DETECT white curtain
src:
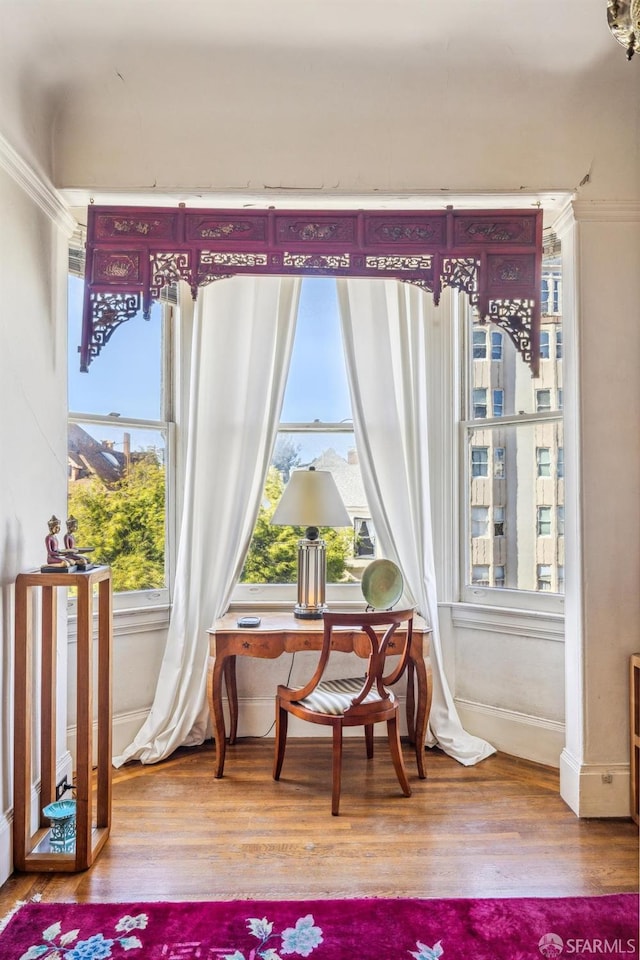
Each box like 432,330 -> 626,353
337,278 -> 495,766
114,276 -> 301,767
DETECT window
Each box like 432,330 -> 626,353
537,506 -> 552,536
536,389 -> 551,413
537,564 -> 553,591
558,389 -> 563,411
473,388 -> 488,418
472,565 -> 490,586
558,565 -> 565,591
471,506 -> 489,538
463,253 -> 564,603
67,274 -> 172,604
536,447 -> 551,477
239,278 -> 371,593
354,517 -> 376,558
471,446 -> 489,478
473,328 -> 487,359
540,331 -> 550,359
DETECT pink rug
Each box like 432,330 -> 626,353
0,894 -> 636,959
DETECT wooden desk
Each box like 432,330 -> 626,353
207,613 -> 432,780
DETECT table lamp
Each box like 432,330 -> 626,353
271,466 -> 351,619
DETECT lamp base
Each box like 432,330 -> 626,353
293,604 -> 326,620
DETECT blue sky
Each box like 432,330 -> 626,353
68,276 -> 355,461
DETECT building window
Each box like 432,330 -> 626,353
494,447 -> 505,478
491,331 -> 503,361
541,268 -> 561,315
537,564 -> 553,591
558,388 -> 563,410
493,506 -> 505,537
473,388 -> 488,418
473,328 -> 487,359
471,446 -> 489,478
556,328 -> 563,359
494,565 -> 506,587
540,331 -> 550,359
537,506 -> 552,536
558,565 -> 565,592
557,505 -> 565,537
472,565 -> 491,586
354,517 -> 375,558
492,389 -> 504,417
557,447 -> 564,478
536,447 -> 551,477
536,389 -> 552,413
471,506 -> 489,538
67,274 -> 171,602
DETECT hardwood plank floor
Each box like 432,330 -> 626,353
1,739 -> 637,913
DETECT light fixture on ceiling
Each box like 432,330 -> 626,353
607,0 -> 640,59
270,466 -> 351,619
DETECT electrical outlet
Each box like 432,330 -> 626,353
56,777 -> 71,800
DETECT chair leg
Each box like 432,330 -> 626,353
273,702 -> 288,781
331,724 -> 343,816
387,715 -> 411,797
365,723 -> 374,759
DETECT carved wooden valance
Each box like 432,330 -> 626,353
80,205 -> 543,375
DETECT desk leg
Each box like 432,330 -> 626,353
225,657 -> 238,745
405,660 -> 416,745
411,654 -> 432,780
207,654 -> 227,778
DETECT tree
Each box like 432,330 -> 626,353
272,435 -> 302,483
241,467 -> 352,583
68,452 -> 165,592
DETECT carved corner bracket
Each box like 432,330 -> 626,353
80,205 -> 542,375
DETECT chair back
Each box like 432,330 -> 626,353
292,608 -> 415,719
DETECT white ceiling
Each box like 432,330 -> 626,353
0,0 -> 635,220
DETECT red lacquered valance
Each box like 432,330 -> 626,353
80,205 -> 543,375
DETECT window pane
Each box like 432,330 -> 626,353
471,506 -> 489,537
473,388 -> 487,419
492,389 -> 504,417
68,275 -> 164,420
473,329 -> 487,359
280,278 -> 351,423
468,315 -> 562,417
68,421 -> 166,592
466,422 -> 564,593
536,447 -> 551,477
241,431 -> 371,584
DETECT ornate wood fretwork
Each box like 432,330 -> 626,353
83,292 -> 141,365
81,205 -> 543,374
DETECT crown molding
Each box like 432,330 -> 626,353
571,199 -> 640,223
0,132 -> 76,236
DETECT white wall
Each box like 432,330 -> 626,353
0,149 -> 73,885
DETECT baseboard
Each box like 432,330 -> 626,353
560,748 -> 632,818
455,698 -> 565,768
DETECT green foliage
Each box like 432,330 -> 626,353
68,452 -> 165,592
241,467 -> 352,584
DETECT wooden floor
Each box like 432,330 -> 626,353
1,739 -> 637,912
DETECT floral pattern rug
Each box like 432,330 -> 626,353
0,894 -> 636,960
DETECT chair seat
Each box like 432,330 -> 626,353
296,676 -> 396,717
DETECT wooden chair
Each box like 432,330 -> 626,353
273,608 -> 416,815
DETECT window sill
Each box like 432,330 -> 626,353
446,601 -> 564,642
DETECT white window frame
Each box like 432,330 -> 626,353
67,300 -> 176,614
459,296 -> 564,614
231,419 -> 366,610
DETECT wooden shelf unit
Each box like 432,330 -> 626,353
631,654 -> 640,826
13,566 -> 113,872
